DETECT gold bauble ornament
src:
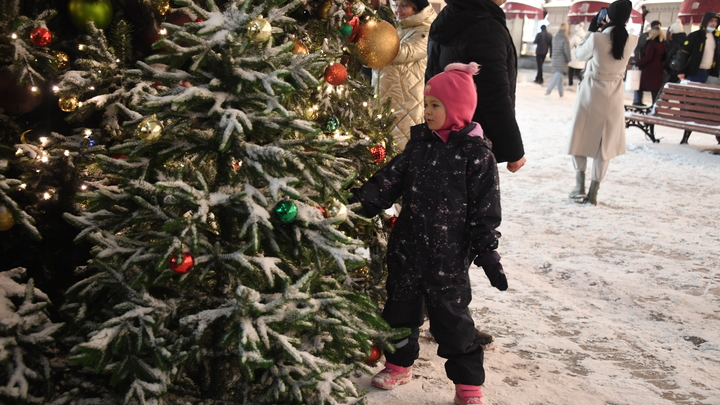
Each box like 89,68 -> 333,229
152,0 -> 170,16
58,96 -> 79,112
0,205 -> 15,231
355,19 -> 400,69
324,198 -> 348,222
53,50 -> 70,69
247,17 -> 272,42
354,266 -> 371,280
137,115 -> 164,143
292,38 -> 309,54
316,0 -> 332,19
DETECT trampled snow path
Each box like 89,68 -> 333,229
358,70 -> 720,405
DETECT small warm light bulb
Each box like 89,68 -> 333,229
88,86 -> 95,90
377,114 -> 383,119
363,102 -> 368,107
84,129 -> 92,137
39,137 -> 48,145
159,28 -> 168,36
64,150 -> 70,156
43,192 -> 52,200
115,58 -> 120,63
11,33 -> 18,39
78,44 -> 85,50
19,183 -> 27,189
31,86 -> 38,92
77,101 -> 84,107
80,184 -> 87,190
40,156 -> 49,163
52,85 -> 60,92
16,148 -> 23,156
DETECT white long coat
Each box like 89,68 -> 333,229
568,27 -> 637,160
373,6 -> 436,149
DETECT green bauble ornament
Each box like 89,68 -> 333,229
274,200 -> 298,223
68,0 -> 113,31
325,116 -> 340,132
339,22 -> 353,38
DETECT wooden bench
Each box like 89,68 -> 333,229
624,82 -> 720,144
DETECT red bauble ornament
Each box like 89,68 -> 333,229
369,144 -> 386,163
365,344 -> 382,364
387,215 -> 397,228
169,251 -> 194,274
324,63 -> 347,86
347,16 -> 361,42
30,27 -> 53,47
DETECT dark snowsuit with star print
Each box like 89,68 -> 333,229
352,122 -> 501,386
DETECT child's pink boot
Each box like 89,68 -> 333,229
370,362 -> 412,390
454,384 -> 483,405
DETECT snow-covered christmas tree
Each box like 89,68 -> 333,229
0,0 -> 407,403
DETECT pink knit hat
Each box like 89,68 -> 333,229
424,62 -> 480,141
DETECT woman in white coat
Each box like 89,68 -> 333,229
567,0 -> 638,205
374,0 -> 436,150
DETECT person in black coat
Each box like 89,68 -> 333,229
533,25 -> 553,84
676,12 -> 720,83
353,63 -> 506,405
664,20 -> 687,83
426,0 -> 526,174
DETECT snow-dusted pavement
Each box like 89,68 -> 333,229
359,70 -> 720,405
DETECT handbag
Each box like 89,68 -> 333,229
667,49 -> 689,72
625,68 -> 641,91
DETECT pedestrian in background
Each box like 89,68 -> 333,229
568,23 -> 586,87
664,20 -> 687,83
632,20 -> 662,105
534,25 -> 553,84
567,0 -> 638,206
675,12 -> 720,83
374,0 -> 437,150
634,26 -> 666,104
545,23 -> 571,97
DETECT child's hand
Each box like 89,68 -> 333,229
474,251 -> 508,291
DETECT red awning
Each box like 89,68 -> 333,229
503,1 -> 544,20
678,0 -> 720,25
567,1 -> 643,25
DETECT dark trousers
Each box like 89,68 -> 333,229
535,54 -> 547,83
382,271 -> 485,386
568,67 -> 583,86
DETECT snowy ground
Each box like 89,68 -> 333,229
357,69 -> 720,405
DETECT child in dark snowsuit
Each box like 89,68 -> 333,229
351,62 -> 507,405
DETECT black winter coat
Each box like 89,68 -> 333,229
353,123 -> 501,299
677,12 -> 720,77
426,0 -> 524,164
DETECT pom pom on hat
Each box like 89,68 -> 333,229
424,62 -> 481,140
669,19 -> 684,34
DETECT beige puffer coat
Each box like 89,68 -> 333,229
373,6 -> 436,149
